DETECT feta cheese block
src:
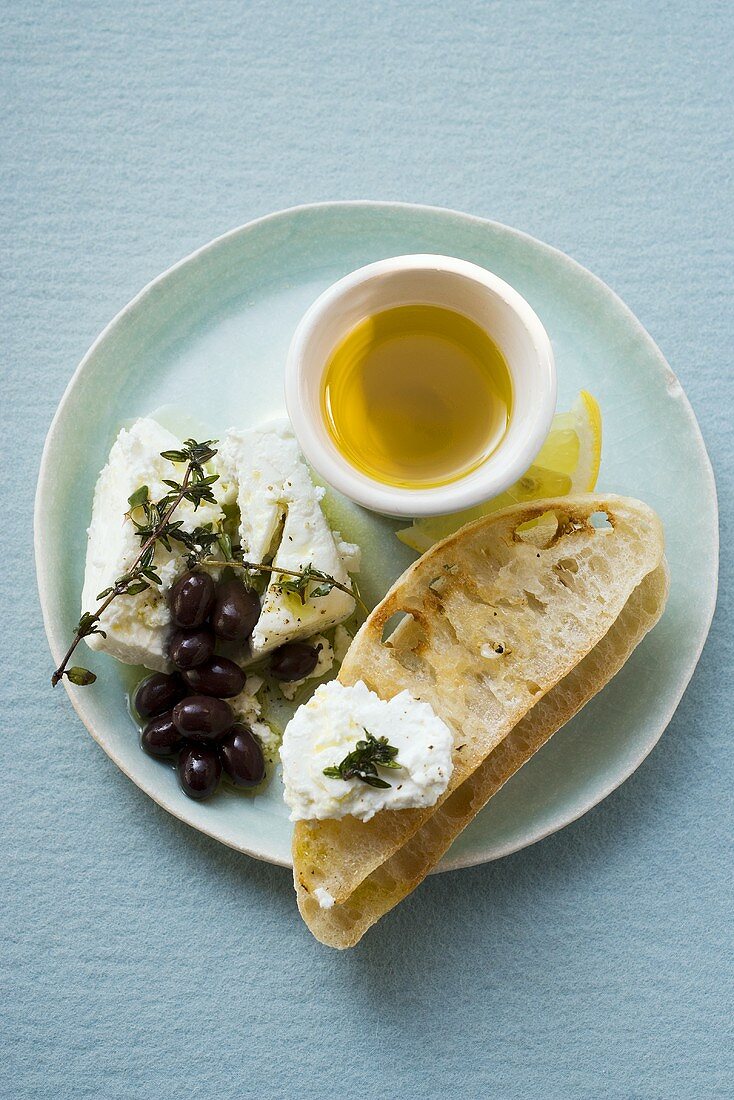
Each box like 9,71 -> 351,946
217,421 -> 300,563
219,420 -> 357,660
81,418 -> 224,672
281,680 -> 454,823
253,463 -> 355,657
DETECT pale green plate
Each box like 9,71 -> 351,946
35,202 -> 718,871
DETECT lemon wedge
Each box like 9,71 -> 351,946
396,390 -> 603,554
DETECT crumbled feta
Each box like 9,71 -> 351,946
81,418 -> 224,671
334,535 -> 362,574
281,680 -> 454,822
314,887 -> 335,910
230,675 -> 265,725
251,721 -> 280,761
229,676 -> 279,760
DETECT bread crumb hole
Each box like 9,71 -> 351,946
382,612 -> 434,679
557,557 -> 579,574
590,510 -> 613,529
381,611 -> 409,646
553,561 -> 577,589
514,511 -> 559,548
428,575 -> 448,598
393,647 -> 429,676
523,590 -> 546,613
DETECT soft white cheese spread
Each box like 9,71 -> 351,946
81,418 -> 224,671
280,680 -> 453,822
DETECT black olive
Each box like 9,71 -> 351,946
212,575 -> 261,641
172,695 -> 234,742
133,672 -> 186,718
169,627 -> 215,671
178,745 -> 221,800
219,723 -> 266,788
183,656 -> 246,698
269,642 -> 319,682
140,712 -> 183,758
169,570 -> 215,629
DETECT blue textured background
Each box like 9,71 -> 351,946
3,3 -> 732,1097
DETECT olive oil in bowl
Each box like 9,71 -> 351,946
321,304 -> 513,489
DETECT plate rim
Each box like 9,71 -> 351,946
34,199 -> 720,873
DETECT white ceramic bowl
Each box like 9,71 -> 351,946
285,254 -> 556,518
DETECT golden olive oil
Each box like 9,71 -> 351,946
321,304 -> 513,488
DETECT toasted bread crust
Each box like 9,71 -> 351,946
293,495 -> 666,939
298,561 -> 669,947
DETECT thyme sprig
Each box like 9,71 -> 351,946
197,557 -> 367,614
274,563 -> 340,602
323,731 -> 402,789
52,439 -> 219,688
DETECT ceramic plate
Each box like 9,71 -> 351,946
35,202 -> 718,870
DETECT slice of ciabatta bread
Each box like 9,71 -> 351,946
298,560 -> 669,947
293,495 -> 665,925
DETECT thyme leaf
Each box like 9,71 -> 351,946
197,556 -> 367,614
65,667 -> 97,686
274,563 -> 341,604
323,731 -> 402,789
